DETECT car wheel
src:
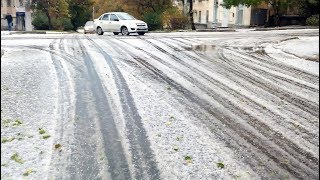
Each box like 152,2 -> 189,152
138,32 -> 145,35
113,32 -> 119,35
84,31 -> 87,34
121,26 -> 130,36
97,27 -> 104,35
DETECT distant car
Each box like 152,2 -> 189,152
94,12 -> 148,36
84,21 -> 94,34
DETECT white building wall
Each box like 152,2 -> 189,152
193,0 -> 252,28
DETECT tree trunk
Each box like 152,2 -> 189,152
183,0 -> 187,15
189,0 -> 196,30
45,11 -> 52,30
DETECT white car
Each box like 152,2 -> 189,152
94,12 -> 148,36
84,21 -> 95,34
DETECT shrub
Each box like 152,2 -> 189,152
143,12 -> 163,31
32,11 -> 49,30
61,18 -> 74,31
52,18 -> 74,31
306,14 -> 319,26
162,7 -> 189,30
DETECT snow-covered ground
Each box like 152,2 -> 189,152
1,29 -> 319,179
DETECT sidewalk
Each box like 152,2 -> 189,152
254,25 -> 319,31
1,30 -> 70,35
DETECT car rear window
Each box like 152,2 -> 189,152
116,13 -> 135,20
85,21 -> 93,26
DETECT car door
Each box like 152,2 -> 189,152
100,14 -> 110,31
109,14 -> 121,32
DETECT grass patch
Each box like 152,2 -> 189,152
38,128 -> 46,134
12,119 -> 23,126
10,153 -> 24,164
185,156 -> 192,161
23,169 -> 34,176
42,134 -> 51,139
217,162 -> 225,169
184,155 -> 192,164
1,137 -> 15,143
54,144 -> 61,149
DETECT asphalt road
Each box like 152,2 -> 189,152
1,29 -> 319,179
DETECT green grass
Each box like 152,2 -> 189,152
185,156 -> 192,161
217,162 -> 225,169
42,134 -> 51,139
10,153 -> 24,164
38,128 -> 46,134
1,137 -> 15,143
23,169 -> 34,176
12,119 -> 23,126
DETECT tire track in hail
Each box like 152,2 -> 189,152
165,42 -> 317,129
159,38 -> 319,123
125,38 -> 319,171
163,37 -> 318,95
143,38 -> 318,134
85,36 -> 161,180
230,47 -> 319,86
152,38 -> 319,146
70,36 -> 132,179
222,47 -> 319,94
47,37 -> 77,179
217,49 -> 319,118
112,37 -> 319,179
165,38 -> 319,140
168,37 -> 318,87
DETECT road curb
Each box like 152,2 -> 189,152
254,26 -> 319,31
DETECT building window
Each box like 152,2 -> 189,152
206,10 -> 209,23
199,11 -> 202,23
7,0 -> 11,7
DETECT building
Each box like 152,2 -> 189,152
193,0 -> 253,28
192,0 -> 303,29
1,0 -> 33,31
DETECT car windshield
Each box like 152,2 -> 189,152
115,13 -> 135,20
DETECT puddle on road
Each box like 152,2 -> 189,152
191,44 -> 216,52
187,44 -> 217,53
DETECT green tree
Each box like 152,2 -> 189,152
32,0 -> 70,30
69,0 -> 94,30
32,0 -> 54,29
93,0 -> 123,18
296,0 -> 319,17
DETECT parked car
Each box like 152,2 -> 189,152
84,21 -> 95,34
94,12 -> 148,36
